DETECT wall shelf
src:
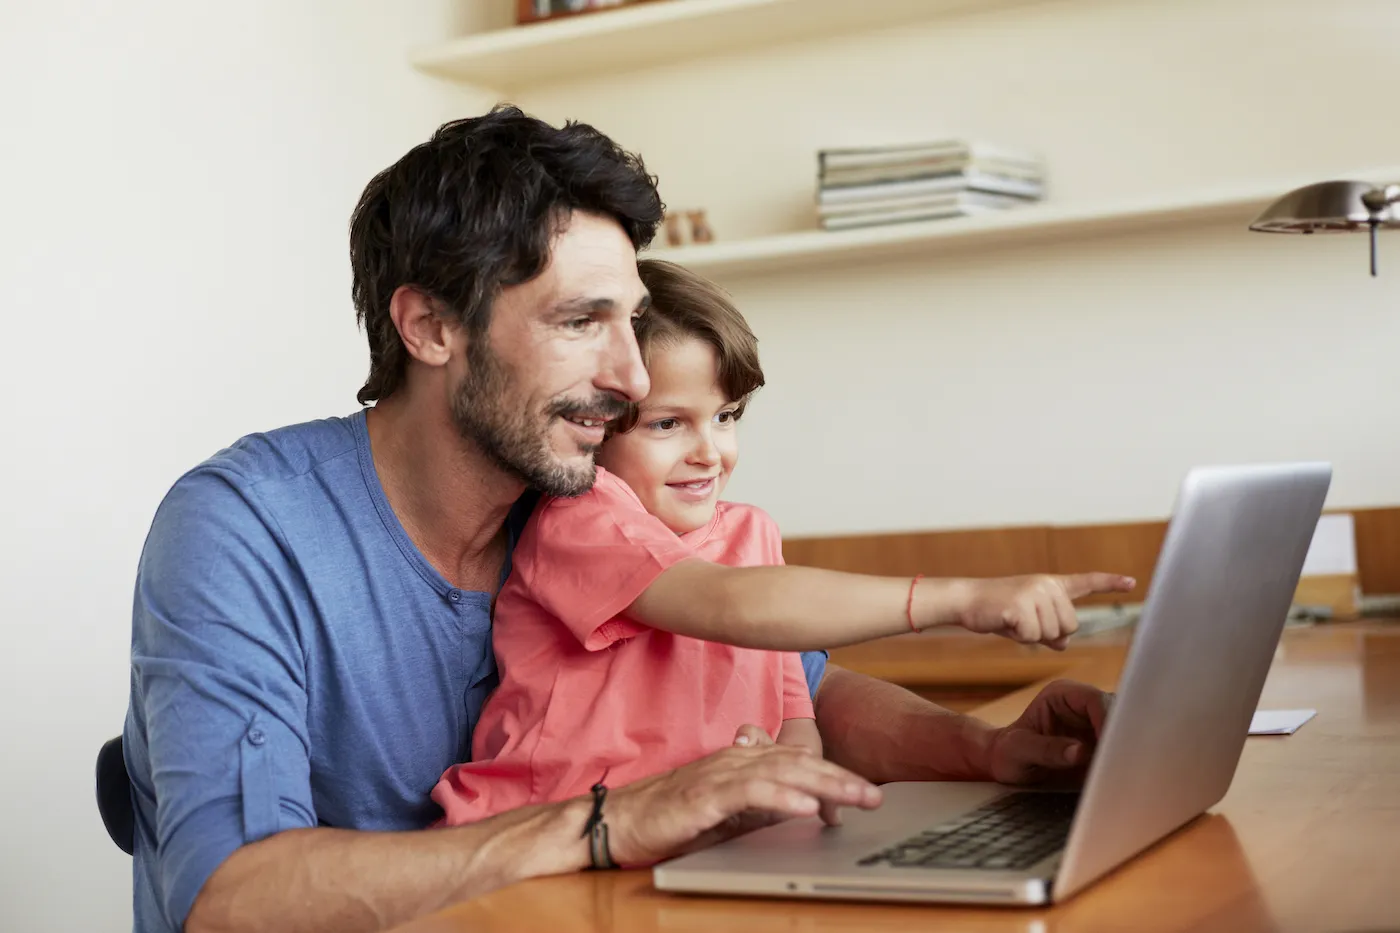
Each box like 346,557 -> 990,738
410,0 -> 1047,92
640,168 -> 1400,278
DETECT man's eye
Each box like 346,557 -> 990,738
567,316 -> 595,332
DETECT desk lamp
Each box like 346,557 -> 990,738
1249,180 -> 1400,275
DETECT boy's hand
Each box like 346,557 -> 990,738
952,573 -> 1136,649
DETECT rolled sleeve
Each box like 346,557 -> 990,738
800,650 -> 829,700
782,652 -> 816,721
515,470 -> 694,651
128,469 -> 316,930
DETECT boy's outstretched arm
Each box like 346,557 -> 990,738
628,559 -> 1135,652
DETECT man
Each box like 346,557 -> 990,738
124,106 -> 1114,933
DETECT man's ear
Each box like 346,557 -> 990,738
389,286 -> 456,368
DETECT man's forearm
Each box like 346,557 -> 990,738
814,664 -> 996,783
187,796 -> 593,933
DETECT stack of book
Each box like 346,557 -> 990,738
816,140 -> 1045,232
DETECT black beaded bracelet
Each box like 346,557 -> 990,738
581,772 -> 617,870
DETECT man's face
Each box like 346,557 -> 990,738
448,211 -> 651,497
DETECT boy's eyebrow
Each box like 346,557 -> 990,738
636,400 -> 685,416
638,398 -> 738,419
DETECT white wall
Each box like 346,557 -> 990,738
520,0 -> 1400,535
0,2 -> 493,929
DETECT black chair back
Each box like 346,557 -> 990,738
96,735 -> 135,855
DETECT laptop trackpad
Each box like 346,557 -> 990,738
659,781 -> 1008,874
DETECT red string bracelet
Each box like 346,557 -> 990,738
906,573 -> 924,632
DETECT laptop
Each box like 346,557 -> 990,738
654,462 -> 1332,906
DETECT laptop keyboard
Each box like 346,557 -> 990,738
857,791 -> 1079,871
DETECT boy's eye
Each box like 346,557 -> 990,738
715,409 -> 739,424
649,418 -> 679,432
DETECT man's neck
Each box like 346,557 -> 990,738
365,391 -> 525,593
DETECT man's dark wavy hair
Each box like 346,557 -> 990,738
349,104 -> 664,404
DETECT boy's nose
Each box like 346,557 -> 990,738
690,432 -> 720,466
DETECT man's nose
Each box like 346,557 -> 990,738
597,321 -> 650,403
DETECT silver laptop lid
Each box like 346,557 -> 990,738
1054,462 -> 1331,899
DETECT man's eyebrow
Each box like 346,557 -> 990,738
550,292 -> 652,319
551,296 -> 617,316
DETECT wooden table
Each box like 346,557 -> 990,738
393,622 -> 1400,933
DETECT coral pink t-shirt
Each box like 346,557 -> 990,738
431,468 -> 814,825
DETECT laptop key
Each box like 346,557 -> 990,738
857,792 -> 1079,872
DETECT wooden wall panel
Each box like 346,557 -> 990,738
1352,507 -> 1400,596
781,526 -> 1052,580
1048,521 -> 1168,606
785,507 -> 1400,599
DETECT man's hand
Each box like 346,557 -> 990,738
984,680 -> 1113,785
604,740 -> 882,866
950,573 -> 1136,649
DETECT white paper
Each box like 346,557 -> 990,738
1249,709 -> 1317,735
1300,513 -> 1357,577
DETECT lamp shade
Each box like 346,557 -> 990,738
1249,180 -> 1400,233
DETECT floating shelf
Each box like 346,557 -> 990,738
410,0 -> 1047,92
641,168 -> 1400,278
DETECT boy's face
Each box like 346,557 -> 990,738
597,336 -> 740,535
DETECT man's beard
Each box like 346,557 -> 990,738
449,338 -> 626,498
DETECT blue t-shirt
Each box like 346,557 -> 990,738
123,411 -> 828,933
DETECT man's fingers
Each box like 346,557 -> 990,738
715,777 -> 820,820
1060,572 -> 1136,600
1032,680 -> 1107,736
998,729 -> 1085,780
1090,690 -> 1114,734
609,746 -> 882,867
723,747 -> 883,812
732,723 -> 773,748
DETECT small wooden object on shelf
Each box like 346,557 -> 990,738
516,0 -> 662,26
686,209 -> 715,244
661,208 -> 716,247
663,214 -> 686,248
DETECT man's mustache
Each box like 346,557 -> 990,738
548,394 -> 629,423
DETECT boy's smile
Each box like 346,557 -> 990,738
597,336 -> 741,535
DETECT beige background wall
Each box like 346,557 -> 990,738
510,0 -> 1400,534
0,2 -> 493,929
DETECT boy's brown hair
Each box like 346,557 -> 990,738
609,259 -> 765,435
